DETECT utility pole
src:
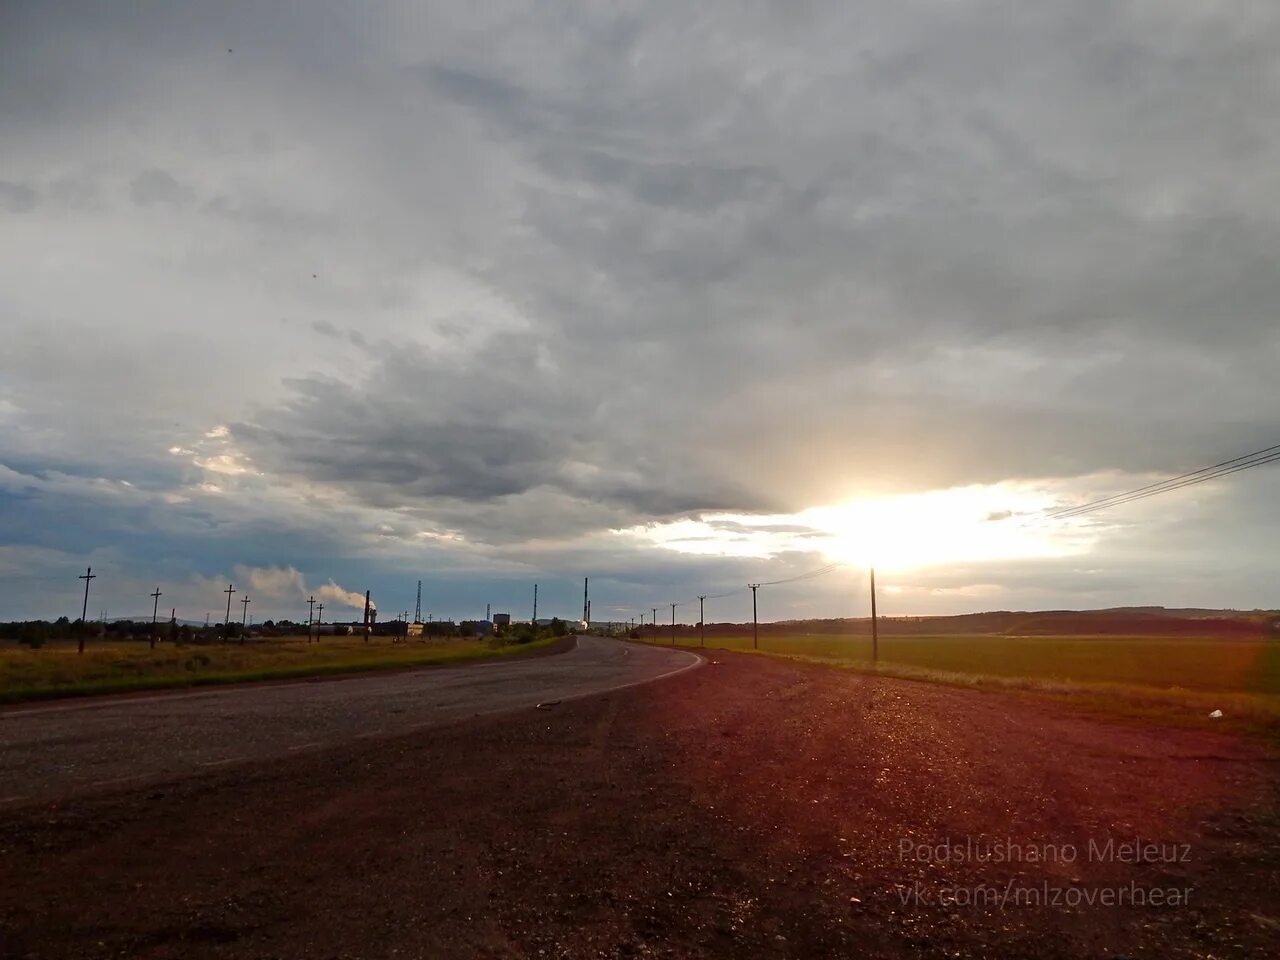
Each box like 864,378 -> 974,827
415,580 -> 422,623
651,607 -> 657,632
532,583 -> 538,623
150,587 -> 162,650
307,595 -> 316,644
698,595 -> 706,647
670,602 -> 676,645
240,595 -> 251,643
316,602 -> 324,638
223,583 -> 236,643
362,589 -> 371,642
76,567 -> 96,655
748,584 -> 761,650
170,607 -> 176,643
870,567 -> 879,663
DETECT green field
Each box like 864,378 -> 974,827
650,631 -> 1280,727
0,634 -> 559,704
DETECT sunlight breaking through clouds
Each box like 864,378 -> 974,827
634,483 -> 1102,572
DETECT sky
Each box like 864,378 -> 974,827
2,1 -> 1279,625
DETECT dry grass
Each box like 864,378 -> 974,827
654,631 -> 1280,736
0,634 -> 558,704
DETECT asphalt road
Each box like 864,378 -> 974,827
0,636 -> 700,807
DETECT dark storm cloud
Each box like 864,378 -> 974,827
236,414 -> 561,502
231,337 -> 767,542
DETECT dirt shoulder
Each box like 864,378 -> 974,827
1,648 -> 1276,958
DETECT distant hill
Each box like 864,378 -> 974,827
703,607 -> 1280,638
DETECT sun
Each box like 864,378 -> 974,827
800,485 -> 1090,571
631,482 -> 1097,572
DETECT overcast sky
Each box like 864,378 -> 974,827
3,2 -> 1279,624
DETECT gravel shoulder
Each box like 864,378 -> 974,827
1,647 -> 1276,958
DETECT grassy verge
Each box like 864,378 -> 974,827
641,631 -> 1280,740
0,634 -> 564,705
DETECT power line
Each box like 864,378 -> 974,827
1045,442 -> 1280,521
758,560 -> 841,586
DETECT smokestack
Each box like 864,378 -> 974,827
363,590 -> 371,643
583,577 -> 589,624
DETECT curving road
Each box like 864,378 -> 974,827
0,636 -> 700,806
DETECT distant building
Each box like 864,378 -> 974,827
406,622 -> 424,638
493,613 -> 511,627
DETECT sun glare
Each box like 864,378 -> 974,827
800,486 -> 1090,570
634,484 -> 1096,571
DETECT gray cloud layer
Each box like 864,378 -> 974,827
2,2 -> 1279,618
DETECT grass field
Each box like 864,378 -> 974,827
646,630 -> 1280,729
0,634 -> 560,704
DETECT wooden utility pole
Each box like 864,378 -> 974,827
307,595 -> 316,644
870,567 -> 879,663
670,602 -> 677,644
698,595 -> 706,647
749,584 -> 761,650
240,595 -> 251,643
223,584 -> 236,643
316,603 -> 324,638
150,587 -> 162,650
77,567 -> 96,654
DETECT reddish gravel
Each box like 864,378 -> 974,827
1,647 -> 1277,958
